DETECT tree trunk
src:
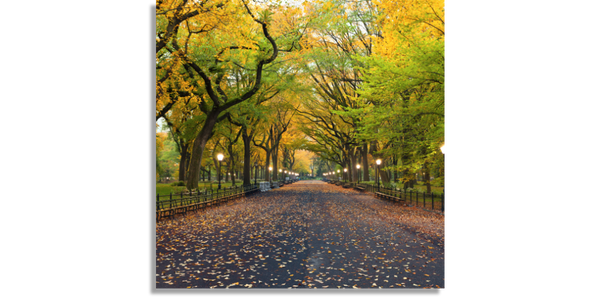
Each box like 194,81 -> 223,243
179,153 -> 186,182
242,128 -> 253,186
380,169 -> 390,185
424,163 -> 431,194
212,157 -> 219,180
361,144 -> 370,182
272,145 -> 279,181
254,164 -> 258,184
350,151 -> 358,182
227,141 -> 236,186
178,146 -> 187,182
400,168 -> 410,189
224,162 -> 229,182
186,112 -> 219,190
230,161 -> 236,187
392,156 -> 398,182
265,151 -> 271,182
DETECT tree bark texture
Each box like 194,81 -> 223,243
361,144 -> 370,182
186,112 -> 219,190
242,128 -> 253,186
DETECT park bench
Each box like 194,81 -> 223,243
342,182 -> 351,188
375,190 -> 404,203
354,184 -> 366,192
176,189 -> 198,196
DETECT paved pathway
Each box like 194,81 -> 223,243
156,180 -> 444,289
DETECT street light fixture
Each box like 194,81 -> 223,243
217,153 -> 224,189
356,164 -> 361,183
375,159 -> 382,191
268,166 -> 272,183
343,168 -> 347,182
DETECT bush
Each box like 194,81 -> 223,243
171,181 -> 185,186
382,182 -> 398,189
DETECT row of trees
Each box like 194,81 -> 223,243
156,92 -> 313,186
156,0 -> 311,189
156,0 -> 444,192
157,127 -> 295,185
295,0 -> 445,193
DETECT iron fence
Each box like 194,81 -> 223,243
326,179 -> 444,213
156,184 -> 260,221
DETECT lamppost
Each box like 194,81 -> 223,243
356,164 -> 361,183
344,168 -> 347,182
217,153 -> 224,189
268,166 -> 272,183
440,142 -> 448,203
279,168 -> 282,181
376,159 -> 382,191
337,169 -> 341,181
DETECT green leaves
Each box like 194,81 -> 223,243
258,8 -> 274,24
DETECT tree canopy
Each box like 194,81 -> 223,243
156,0 -> 444,192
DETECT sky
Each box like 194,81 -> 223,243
156,117 -> 167,133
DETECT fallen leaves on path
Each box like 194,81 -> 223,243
156,180 -> 444,289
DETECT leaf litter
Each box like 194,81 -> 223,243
156,180 -> 444,289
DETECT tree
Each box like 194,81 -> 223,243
155,0 -> 445,192
292,0 -> 382,182
166,2 -> 288,190
343,0 -> 445,191
156,131 -> 167,180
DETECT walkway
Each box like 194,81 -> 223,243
156,180 -> 444,289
